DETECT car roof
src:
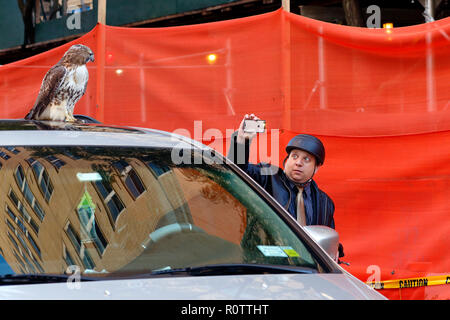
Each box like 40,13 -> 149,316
0,119 -> 143,133
0,119 -> 206,150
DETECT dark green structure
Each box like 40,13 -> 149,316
0,1 -> 25,50
0,0 -> 239,50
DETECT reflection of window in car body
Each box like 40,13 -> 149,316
113,160 -> 146,199
93,172 -> 125,223
26,158 -> 54,202
14,164 -> 46,221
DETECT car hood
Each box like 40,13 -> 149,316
0,273 -> 385,300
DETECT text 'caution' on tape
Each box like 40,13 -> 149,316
367,274 -> 450,290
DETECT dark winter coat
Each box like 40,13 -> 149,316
227,132 -> 335,228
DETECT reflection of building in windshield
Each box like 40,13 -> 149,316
0,146 -> 247,276
0,147 -> 194,275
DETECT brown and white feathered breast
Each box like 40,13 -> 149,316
60,64 -> 89,113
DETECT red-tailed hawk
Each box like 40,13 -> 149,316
25,44 -> 94,122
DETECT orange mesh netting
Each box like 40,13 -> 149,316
1,9 -> 449,299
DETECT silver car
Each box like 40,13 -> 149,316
0,118 -> 385,300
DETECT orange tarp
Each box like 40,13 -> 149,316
1,9 -> 449,299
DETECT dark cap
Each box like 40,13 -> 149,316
285,134 -> 325,165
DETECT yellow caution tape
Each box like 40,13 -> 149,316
367,274 -> 450,290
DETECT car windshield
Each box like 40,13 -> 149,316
0,145 -> 324,279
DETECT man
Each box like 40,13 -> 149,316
227,114 -> 335,228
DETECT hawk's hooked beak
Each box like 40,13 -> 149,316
88,53 -> 95,63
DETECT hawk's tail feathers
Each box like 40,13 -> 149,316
24,110 -> 33,120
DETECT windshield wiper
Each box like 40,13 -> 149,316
0,264 -> 318,284
0,273 -> 98,286
124,263 -> 318,279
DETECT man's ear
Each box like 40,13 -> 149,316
282,155 -> 289,168
314,166 -> 320,175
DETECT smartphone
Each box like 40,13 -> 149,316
243,119 -> 266,133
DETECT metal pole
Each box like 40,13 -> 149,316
426,33 -> 436,113
424,0 -> 436,112
95,0 -> 107,122
140,53 -> 147,123
281,3 -> 291,130
282,0 -> 290,12
95,23 -> 105,122
423,0 -> 435,22
225,38 -> 235,116
97,0 -> 107,24
318,26 -> 327,110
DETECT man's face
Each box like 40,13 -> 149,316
284,149 -> 318,184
